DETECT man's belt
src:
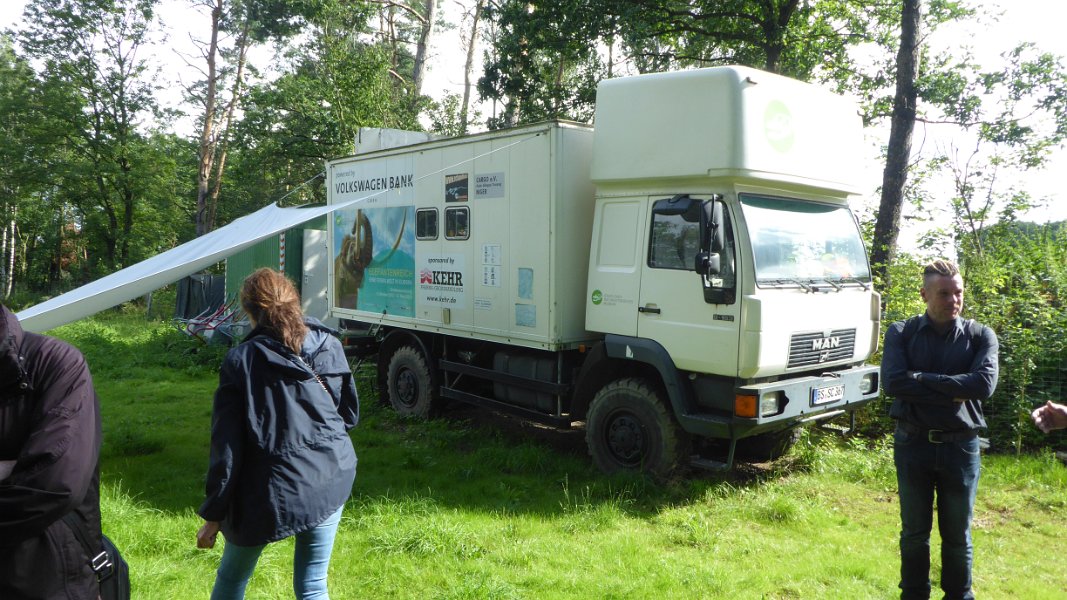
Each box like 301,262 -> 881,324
896,420 -> 979,444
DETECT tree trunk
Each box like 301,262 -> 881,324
1,209 -> 9,298
195,0 -> 223,237
412,0 -> 437,97
761,0 -> 798,74
50,213 -> 64,284
382,6 -> 401,80
460,0 -> 484,134
120,183 -> 134,268
207,19 -> 251,232
5,216 -> 14,298
870,0 -> 922,291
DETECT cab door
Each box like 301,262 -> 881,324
636,195 -> 741,376
585,196 -> 648,336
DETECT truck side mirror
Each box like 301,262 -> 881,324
695,251 -> 721,276
707,201 -> 725,253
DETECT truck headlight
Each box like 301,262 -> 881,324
859,372 -> 878,395
760,392 -> 783,417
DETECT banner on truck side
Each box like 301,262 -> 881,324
332,156 -> 417,317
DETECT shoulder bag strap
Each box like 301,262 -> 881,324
61,512 -> 115,582
296,355 -> 329,393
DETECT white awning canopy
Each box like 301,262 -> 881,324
16,200 -> 359,333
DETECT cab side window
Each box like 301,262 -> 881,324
648,202 -> 700,270
648,195 -> 737,305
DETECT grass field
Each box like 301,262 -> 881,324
52,308 -> 1067,599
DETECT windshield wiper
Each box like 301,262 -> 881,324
838,276 -> 871,291
811,278 -> 842,292
764,278 -> 814,292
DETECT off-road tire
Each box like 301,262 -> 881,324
385,345 -> 437,418
586,378 -> 690,477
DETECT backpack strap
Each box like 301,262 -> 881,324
61,512 -> 116,583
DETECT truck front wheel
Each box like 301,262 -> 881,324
586,378 -> 689,477
385,345 -> 437,418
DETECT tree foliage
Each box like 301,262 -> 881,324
2,0 -> 1067,455
478,0 -> 894,127
17,0 -> 173,275
223,0 -> 421,218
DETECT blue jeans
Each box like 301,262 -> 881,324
894,425 -> 981,600
210,506 -> 344,600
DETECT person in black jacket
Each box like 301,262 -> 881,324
196,268 -> 359,600
881,259 -> 999,600
0,303 -> 104,600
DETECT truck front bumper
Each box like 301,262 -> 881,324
679,363 -> 879,440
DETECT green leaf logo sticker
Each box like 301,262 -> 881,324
764,100 -> 794,153
591,289 -> 603,305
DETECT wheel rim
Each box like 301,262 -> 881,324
395,368 -> 419,408
605,410 -> 645,467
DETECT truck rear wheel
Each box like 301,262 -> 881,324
385,345 -> 437,418
586,378 -> 689,477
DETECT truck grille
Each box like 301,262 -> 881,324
788,329 -> 856,368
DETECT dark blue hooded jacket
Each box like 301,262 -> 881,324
198,318 -> 358,546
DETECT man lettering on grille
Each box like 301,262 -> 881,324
881,259 -> 999,600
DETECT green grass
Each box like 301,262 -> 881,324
46,308 -> 1067,599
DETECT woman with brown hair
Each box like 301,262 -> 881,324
195,268 -> 358,599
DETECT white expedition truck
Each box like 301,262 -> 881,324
325,66 -> 881,474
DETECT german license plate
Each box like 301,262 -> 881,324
811,384 -> 844,406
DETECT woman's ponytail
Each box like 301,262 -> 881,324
240,268 -> 308,354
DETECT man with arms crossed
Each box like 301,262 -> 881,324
881,260 -> 999,600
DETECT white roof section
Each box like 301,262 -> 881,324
16,198 -> 364,333
355,127 -> 437,154
591,66 -> 865,194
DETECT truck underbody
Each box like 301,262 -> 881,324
343,323 -> 877,474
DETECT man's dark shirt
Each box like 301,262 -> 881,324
882,314 -> 999,431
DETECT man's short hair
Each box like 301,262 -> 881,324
923,259 -> 959,284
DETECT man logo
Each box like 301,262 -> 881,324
811,336 -> 841,352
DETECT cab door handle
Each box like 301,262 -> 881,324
638,305 -> 661,314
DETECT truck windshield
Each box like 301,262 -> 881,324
740,194 -> 871,286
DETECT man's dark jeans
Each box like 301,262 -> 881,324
894,423 -> 981,600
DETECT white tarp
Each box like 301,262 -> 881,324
16,200 -> 361,333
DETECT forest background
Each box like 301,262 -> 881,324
0,0 -> 1066,453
